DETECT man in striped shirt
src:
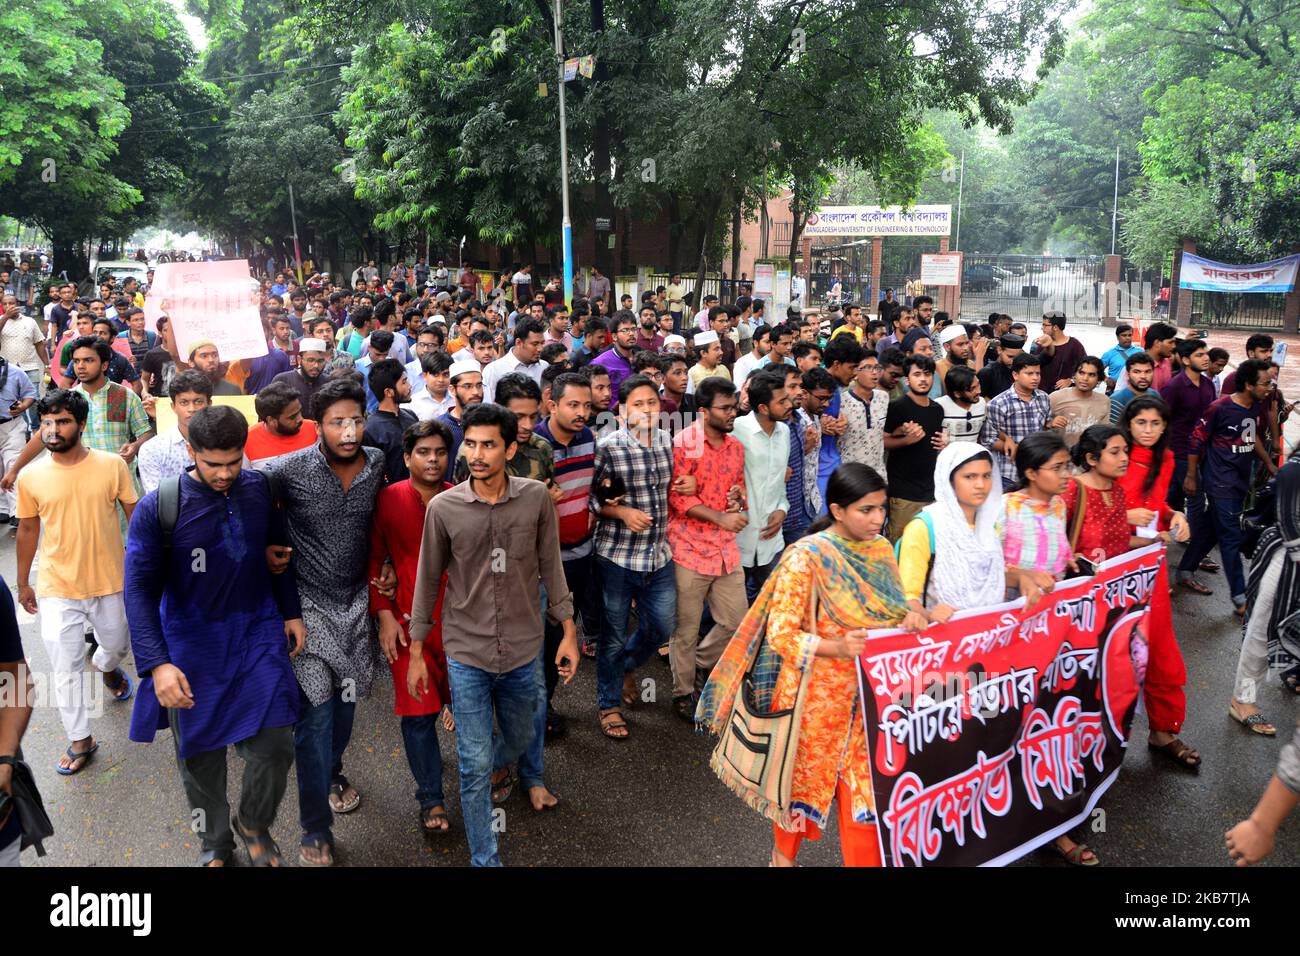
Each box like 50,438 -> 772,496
536,373 -> 598,735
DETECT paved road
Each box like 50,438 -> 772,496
13,324 -> 1300,867
8,528 -> 1298,869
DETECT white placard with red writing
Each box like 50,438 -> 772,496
145,260 -> 268,362
921,252 -> 962,287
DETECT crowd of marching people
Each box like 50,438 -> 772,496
1,259 -> 1298,869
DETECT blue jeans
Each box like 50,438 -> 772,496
447,654 -> 543,867
294,687 -> 357,844
596,557 -> 677,711
1176,492 -> 1246,604
399,714 -> 446,811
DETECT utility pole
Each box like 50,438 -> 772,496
954,150 -> 965,252
1111,143 -> 1120,255
288,182 -> 304,284
554,0 -> 574,308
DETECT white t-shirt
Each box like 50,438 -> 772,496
0,314 -> 46,370
936,395 -> 988,442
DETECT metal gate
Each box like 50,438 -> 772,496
961,254 -> 1107,325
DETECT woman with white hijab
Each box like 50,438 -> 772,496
895,441 -> 1005,622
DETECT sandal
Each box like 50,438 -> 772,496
622,673 -> 639,707
1053,840 -> 1099,866
420,805 -> 451,835
580,640 -> 597,659
1178,578 -> 1213,596
298,834 -> 334,867
599,708 -> 629,740
1283,671 -> 1300,696
1148,737 -> 1201,771
196,847 -> 233,867
1199,558 -> 1221,572
103,667 -> 133,702
55,741 -> 99,776
328,778 -> 361,814
232,811 -> 284,867
491,768 -> 515,804
1229,705 -> 1277,736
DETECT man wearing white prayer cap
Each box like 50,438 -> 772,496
271,336 -> 330,420
688,329 -> 730,391
935,322 -> 982,397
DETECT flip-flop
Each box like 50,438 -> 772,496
328,780 -> 361,813
104,668 -> 133,702
1178,578 -> 1213,596
420,806 -> 451,836
55,742 -> 99,776
1229,706 -> 1277,736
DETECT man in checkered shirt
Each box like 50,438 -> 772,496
979,352 -> 1067,491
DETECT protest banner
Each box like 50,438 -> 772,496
152,395 -> 258,436
1178,253 -> 1300,294
144,260 -> 268,362
858,543 -> 1164,866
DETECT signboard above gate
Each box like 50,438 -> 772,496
805,205 -> 952,238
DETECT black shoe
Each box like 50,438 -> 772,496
0,513 -> 9,524
672,694 -> 697,723
6,515 -> 15,529
544,706 -> 567,741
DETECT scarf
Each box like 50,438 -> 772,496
697,530 -> 909,733
922,441 -> 1005,609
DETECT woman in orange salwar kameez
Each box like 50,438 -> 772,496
698,463 -> 927,866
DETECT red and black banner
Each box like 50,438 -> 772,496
858,544 -> 1164,866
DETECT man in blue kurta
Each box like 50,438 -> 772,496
125,406 -> 305,867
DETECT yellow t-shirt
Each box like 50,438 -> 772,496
15,449 -> 138,599
689,362 -> 731,389
831,325 -> 863,343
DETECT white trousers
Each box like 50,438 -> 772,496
38,594 -> 130,742
1234,550 -> 1282,704
0,415 -> 27,513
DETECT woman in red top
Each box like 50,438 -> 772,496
1118,396 -> 1199,772
1061,425 -> 1140,563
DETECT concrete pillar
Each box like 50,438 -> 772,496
1101,254 -> 1122,327
1170,239 -> 1196,328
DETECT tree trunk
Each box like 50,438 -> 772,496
618,213 -> 630,276
667,196 -> 681,273
51,234 -> 87,282
729,192 -> 742,303
693,196 -> 723,312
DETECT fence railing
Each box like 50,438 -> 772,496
1189,289 -> 1286,330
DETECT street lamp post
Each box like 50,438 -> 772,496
554,0 -> 574,308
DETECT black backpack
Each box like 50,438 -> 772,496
1240,475 -> 1279,560
156,470 -> 285,558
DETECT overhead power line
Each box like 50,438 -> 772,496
126,61 -> 347,90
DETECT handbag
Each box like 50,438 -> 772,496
0,752 -> 54,856
709,577 -> 817,829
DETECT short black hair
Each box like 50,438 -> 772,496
69,335 -> 112,365
1126,350 -> 1155,371
1143,322 -> 1177,349
402,417 -> 453,457
902,353 -> 936,376
1012,352 -> 1043,373
747,370 -> 787,413
944,364 -> 977,396
369,329 -> 395,354
368,357 -> 407,402
611,310 -> 637,332
349,304 -> 374,329
514,316 -> 545,341
461,401 -> 517,446
1077,355 -> 1106,377
1043,311 -> 1067,331
801,366 -> 835,393
468,329 -> 495,348
37,388 -> 89,425
550,371 -> 591,404
695,375 -> 737,409
618,372 -> 660,405
495,372 -> 542,405
254,380 -> 303,421
188,405 -> 249,453
878,346 -> 906,370
823,336 -> 864,368
1245,334 -> 1274,353
582,363 -> 610,383
314,377 -> 367,420
791,342 -> 821,363
169,369 -> 213,401
420,351 -> 453,376
1234,358 -> 1271,390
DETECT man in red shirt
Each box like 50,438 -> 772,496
667,376 -> 747,721
367,419 -> 454,834
244,381 -> 318,470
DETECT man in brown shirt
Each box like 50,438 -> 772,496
408,402 -> 578,866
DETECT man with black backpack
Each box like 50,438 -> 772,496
124,406 -> 305,867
